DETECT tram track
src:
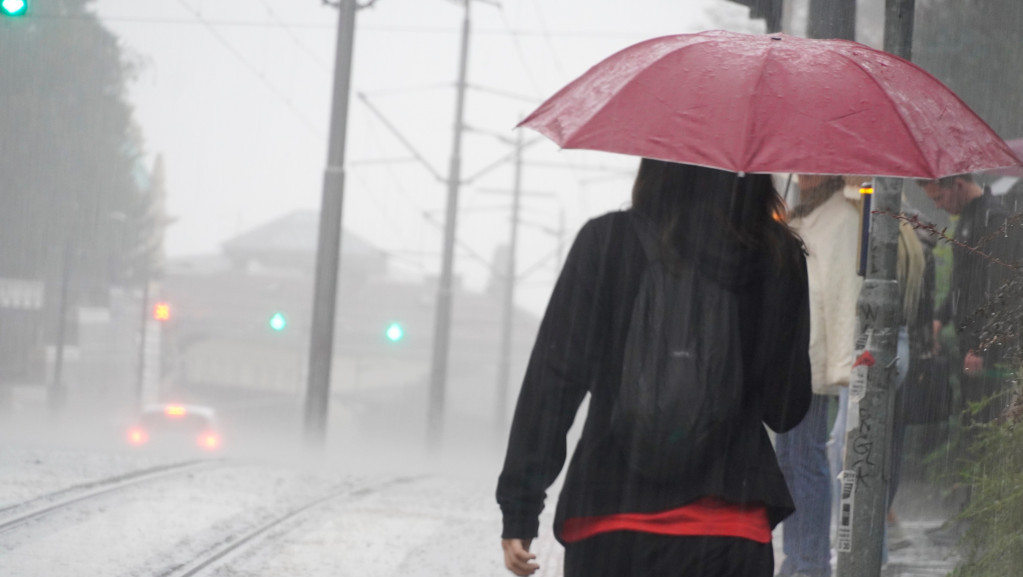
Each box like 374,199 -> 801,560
0,458 -> 225,535
155,475 -> 425,577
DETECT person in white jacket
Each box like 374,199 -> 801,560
774,174 -> 862,577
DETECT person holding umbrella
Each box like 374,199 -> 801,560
500,29 -> 1022,577
497,158 -> 812,577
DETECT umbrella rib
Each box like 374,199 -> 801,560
831,49 -> 934,178
740,42 -> 776,174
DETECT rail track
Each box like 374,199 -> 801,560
0,458 -> 223,535
155,475 -> 424,577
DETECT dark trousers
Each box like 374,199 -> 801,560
563,531 -> 774,577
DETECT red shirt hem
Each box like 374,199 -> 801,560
560,496 -> 771,544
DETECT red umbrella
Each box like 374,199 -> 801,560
521,30 -> 1021,179
986,138 -> 1023,178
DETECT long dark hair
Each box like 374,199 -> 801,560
630,158 -> 802,275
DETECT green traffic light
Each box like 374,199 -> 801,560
1,0 -> 27,16
269,312 -> 287,332
385,322 -> 404,342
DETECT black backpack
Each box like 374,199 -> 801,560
610,212 -> 748,482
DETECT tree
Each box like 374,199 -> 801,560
0,0 -> 146,380
0,0 -> 143,298
121,154 -> 169,286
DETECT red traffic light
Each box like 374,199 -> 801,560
153,301 -> 171,322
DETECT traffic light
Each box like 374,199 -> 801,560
152,301 -> 171,322
1,0 -> 28,17
269,312 -> 287,332
385,322 -> 404,343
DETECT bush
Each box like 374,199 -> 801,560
952,394 -> 1023,576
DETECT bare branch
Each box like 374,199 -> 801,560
877,210 -> 1021,273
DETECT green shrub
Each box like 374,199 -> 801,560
950,391 -> 1023,576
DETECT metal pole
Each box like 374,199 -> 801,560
495,130 -> 523,436
427,0 -> 471,451
808,0 -> 856,40
50,238 -> 72,413
835,4 -> 913,576
135,269 -> 150,411
884,0 -> 915,60
836,178 -> 902,575
304,0 -> 357,447
763,0 -> 783,32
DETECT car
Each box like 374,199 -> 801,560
126,403 -> 223,452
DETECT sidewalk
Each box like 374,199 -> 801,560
327,470 -> 959,577
429,469 -> 960,577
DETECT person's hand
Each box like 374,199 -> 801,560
964,351 -> 984,376
502,538 -> 538,576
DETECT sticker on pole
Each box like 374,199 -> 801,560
836,469 -> 856,553
849,330 -> 874,401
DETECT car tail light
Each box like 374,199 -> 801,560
128,427 -> 148,445
198,432 -> 220,450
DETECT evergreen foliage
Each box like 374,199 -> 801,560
0,0 -> 153,304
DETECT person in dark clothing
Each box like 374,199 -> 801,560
919,175 -> 1014,426
918,174 -> 1016,544
497,159 -> 813,577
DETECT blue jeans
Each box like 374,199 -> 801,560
776,394 -> 832,577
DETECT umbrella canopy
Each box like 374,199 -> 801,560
986,138 -> 1023,178
520,30 -> 1021,179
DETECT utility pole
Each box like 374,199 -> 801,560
427,0 -> 471,451
134,262 -> 150,412
808,0 -> 855,40
494,129 -> 524,436
50,237 -> 72,413
836,177 -> 902,576
304,0 -> 358,447
884,0 -> 915,60
835,3 -> 914,576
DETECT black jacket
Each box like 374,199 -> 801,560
496,209 -> 812,543
937,189 -> 1013,354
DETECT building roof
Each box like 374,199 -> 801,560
222,210 -> 381,266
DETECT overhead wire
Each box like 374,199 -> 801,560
526,0 -> 568,78
354,119 -> 502,278
171,0 -> 324,137
73,2 -> 603,282
22,12 -> 334,28
27,11 -> 652,40
255,0 -> 331,71
493,3 -> 543,99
